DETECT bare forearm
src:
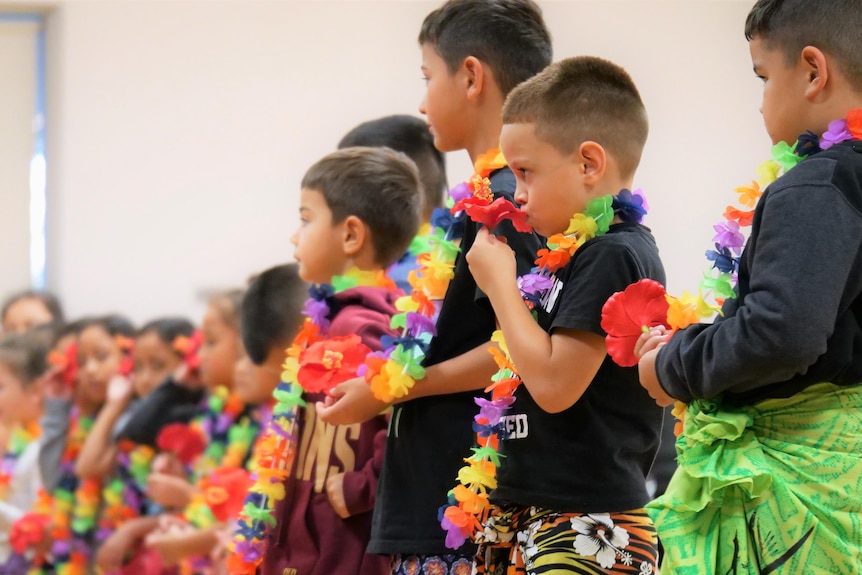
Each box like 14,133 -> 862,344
76,401 -> 124,478
395,342 -> 498,401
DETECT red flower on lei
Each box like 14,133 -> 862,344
200,467 -> 253,522
157,423 -> 207,466
10,511 -> 50,554
600,279 -> 670,367
297,335 -> 371,394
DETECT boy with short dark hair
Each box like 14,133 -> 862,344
241,146 -> 422,575
465,55 -> 664,574
637,0 -> 862,573
316,1 -> 552,572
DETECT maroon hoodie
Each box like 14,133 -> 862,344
261,286 -> 398,575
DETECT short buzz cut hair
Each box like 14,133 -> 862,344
301,147 -> 423,267
419,0 -> 552,96
745,0 -> 862,90
502,56 -> 649,179
0,326 -> 55,387
241,263 -> 307,365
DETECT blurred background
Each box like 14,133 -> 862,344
0,0 -> 767,323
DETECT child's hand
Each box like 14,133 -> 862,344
325,472 -> 350,518
633,326 -> 668,359
146,473 -> 194,509
316,377 -> 388,426
151,452 -> 186,478
95,526 -> 133,573
144,515 -> 195,566
107,374 -> 134,405
466,227 -> 516,297
638,348 -> 675,407
40,365 -> 72,401
172,364 -> 203,390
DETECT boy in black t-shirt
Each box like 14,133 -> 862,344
316,1 -> 551,572
466,57 -> 665,573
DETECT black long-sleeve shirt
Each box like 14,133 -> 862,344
657,140 -> 862,405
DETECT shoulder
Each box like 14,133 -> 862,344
770,142 -> 862,213
489,166 -> 516,197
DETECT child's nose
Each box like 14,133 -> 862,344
514,184 -> 528,206
418,96 -> 427,117
289,230 -> 298,247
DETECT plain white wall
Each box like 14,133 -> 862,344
0,19 -> 38,300
36,0 -> 768,325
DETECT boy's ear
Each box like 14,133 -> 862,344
463,56 -> 485,100
577,141 -> 607,187
341,215 -> 367,257
800,46 -> 829,100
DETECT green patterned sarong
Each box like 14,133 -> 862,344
648,382 -> 862,574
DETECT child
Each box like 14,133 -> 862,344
0,327 -> 53,563
337,115 -> 447,293
141,291 -> 246,562
463,56 -> 664,574
71,317 -> 193,574
636,1 -> 862,573
229,146 -> 421,575
316,1 -> 552,571
36,315 -> 136,572
1,290 -> 64,335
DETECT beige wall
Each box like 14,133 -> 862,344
0,19 -> 38,300
31,0 -> 767,325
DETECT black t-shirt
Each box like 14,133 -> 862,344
493,223 -> 666,512
368,168 -> 544,556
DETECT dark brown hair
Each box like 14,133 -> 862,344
301,147 -> 423,267
503,56 -> 649,179
419,0 -> 552,96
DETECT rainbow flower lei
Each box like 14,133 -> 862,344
362,151 -> 511,402
439,189 -> 650,548
0,422 -> 41,501
228,268 -> 395,574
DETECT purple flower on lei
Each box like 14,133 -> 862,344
821,119 -> 852,150
518,273 -> 554,297
474,396 -> 516,426
303,298 -> 331,332
405,311 -> 437,338
448,181 -> 472,203
712,220 -> 745,254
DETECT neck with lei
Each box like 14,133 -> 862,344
439,188 -> 650,549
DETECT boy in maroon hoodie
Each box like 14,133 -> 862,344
261,146 -> 422,575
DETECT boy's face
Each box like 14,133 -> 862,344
0,363 -> 41,429
233,345 -> 281,405
419,43 -> 470,152
750,37 -> 812,146
290,188 -> 350,285
500,122 -> 586,237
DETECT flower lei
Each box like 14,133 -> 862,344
0,422 -> 41,501
361,151 -> 512,402
599,110 -> 862,428
439,189 -> 650,549
95,440 -> 156,545
228,268 -> 395,574
49,408 -> 101,575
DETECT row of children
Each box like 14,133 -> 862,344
3,0 -> 862,573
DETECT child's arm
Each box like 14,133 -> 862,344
652,182 -> 862,402
75,375 -> 133,479
95,515 -> 160,573
38,400 -> 71,493
144,518 -> 221,565
324,426 -> 386,517
467,228 -> 606,412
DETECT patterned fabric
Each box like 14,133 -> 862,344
474,506 -> 657,575
391,553 -> 475,575
649,382 -> 862,574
